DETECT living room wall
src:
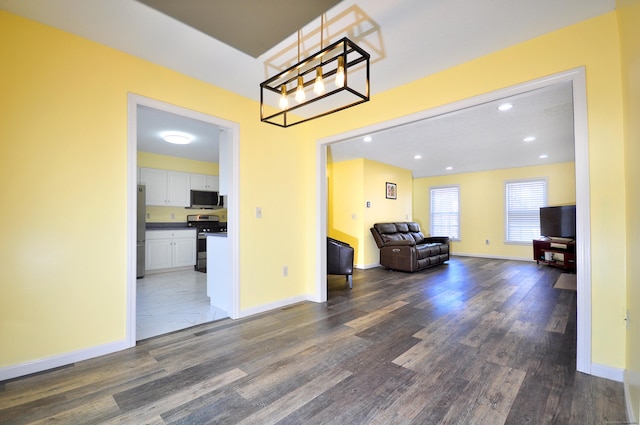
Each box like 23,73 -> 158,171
328,158 -> 412,268
413,162 -> 576,259
618,0 -> 640,418
0,11 -> 311,372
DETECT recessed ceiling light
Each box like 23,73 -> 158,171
524,136 -> 536,142
446,166 -> 453,170
539,154 -> 548,159
363,136 -> 373,142
162,132 -> 194,145
414,154 -> 422,159
498,103 -> 513,112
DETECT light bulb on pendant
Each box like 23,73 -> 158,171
314,67 -> 325,95
335,56 -> 345,88
295,75 -> 306,103
279,84 -> 288,110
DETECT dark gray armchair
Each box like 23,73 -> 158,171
327,237 -> 354,289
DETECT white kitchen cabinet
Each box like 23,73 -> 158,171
145,230 -> 196,271
139,167 -> 190,207
190,173 -> 219,191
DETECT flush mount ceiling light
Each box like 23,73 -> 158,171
260,15 -> 370,128
363,135 -> 373,142
162,132 -> 194,145
523,136 -> 536,142
498,103 -> 513,111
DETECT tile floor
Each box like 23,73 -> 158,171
136,269 -> 228,340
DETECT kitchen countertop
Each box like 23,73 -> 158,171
145,222 -> 191,230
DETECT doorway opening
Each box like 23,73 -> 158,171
315,67 -> 592,375
126,94 -> 240,346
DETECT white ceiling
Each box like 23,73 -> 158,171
0,0 -> 614,174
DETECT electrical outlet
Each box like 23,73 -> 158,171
366,201 -> 371,208
282,266 -> 288,277
171,213 -> 175,219
485,239 -> 490,245
146,213 -> 150,219
352,213 -> 357,220
256,207 -> 262,219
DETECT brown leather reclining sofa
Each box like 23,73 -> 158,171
370,222 -> 450,272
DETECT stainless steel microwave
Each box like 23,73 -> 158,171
190,190 -> 223,209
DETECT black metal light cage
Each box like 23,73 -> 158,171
260,37 -> 370,128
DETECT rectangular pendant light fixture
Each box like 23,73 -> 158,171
260,37 -> 370,128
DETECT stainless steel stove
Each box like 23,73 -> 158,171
187,214 -> 226,272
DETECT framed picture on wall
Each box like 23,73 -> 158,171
386,182 -> 397,199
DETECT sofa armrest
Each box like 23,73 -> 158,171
383,239 -> 416,247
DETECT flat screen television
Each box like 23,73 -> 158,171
539,205 -> 576,238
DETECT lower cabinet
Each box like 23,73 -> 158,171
145,230 -> 196,271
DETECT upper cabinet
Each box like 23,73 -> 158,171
190,173 -> 219,191
139,167 -> 190,207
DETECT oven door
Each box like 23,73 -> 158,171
196,233 -> 207,272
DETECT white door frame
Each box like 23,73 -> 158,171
126,93 -> 241,347
315,67 -> 592,375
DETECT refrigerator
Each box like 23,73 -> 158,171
137,185 -> 146,278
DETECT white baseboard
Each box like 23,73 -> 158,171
590,362 -> 624,382
0,339 -> 130,382
238,295 -> 309,318
355,263 -> 381,270
451,253 -> 532,262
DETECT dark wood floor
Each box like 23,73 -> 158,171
0,257 -> 627,424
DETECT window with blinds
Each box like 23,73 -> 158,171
505,179 -> 547,243
430,185 -> 460,239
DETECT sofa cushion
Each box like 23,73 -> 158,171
375,223 -> 398,234
407,222 -> 421,232
410,231 -> 425,244
395,222 -> 409,232
381,233 -> 414,244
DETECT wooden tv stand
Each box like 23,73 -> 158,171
533,238 -> 576,271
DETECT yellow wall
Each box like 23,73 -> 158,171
304,12 -> 625,369
328,159 -> 412,267
413,162 -> 576,259
0,9 -> 630,377
328,159 -> 364,262
137,152 -> 226,222
0,11 -> 308,368
618,0 -> 640,417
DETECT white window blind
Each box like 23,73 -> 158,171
505,179 -> 546,242
430,186 -> 460,239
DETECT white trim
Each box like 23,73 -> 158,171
127,93 -> 242,347
316,67 -> 592,375
0,339 -> 129,382
238,295 -> 310,318
355,263 -> 381,270
451,253 -> 533,262
316,143 -> 328,303
624,369 -> 640,424
591,362 -> 624,382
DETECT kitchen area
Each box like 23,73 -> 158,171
135,104 -> 233,340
